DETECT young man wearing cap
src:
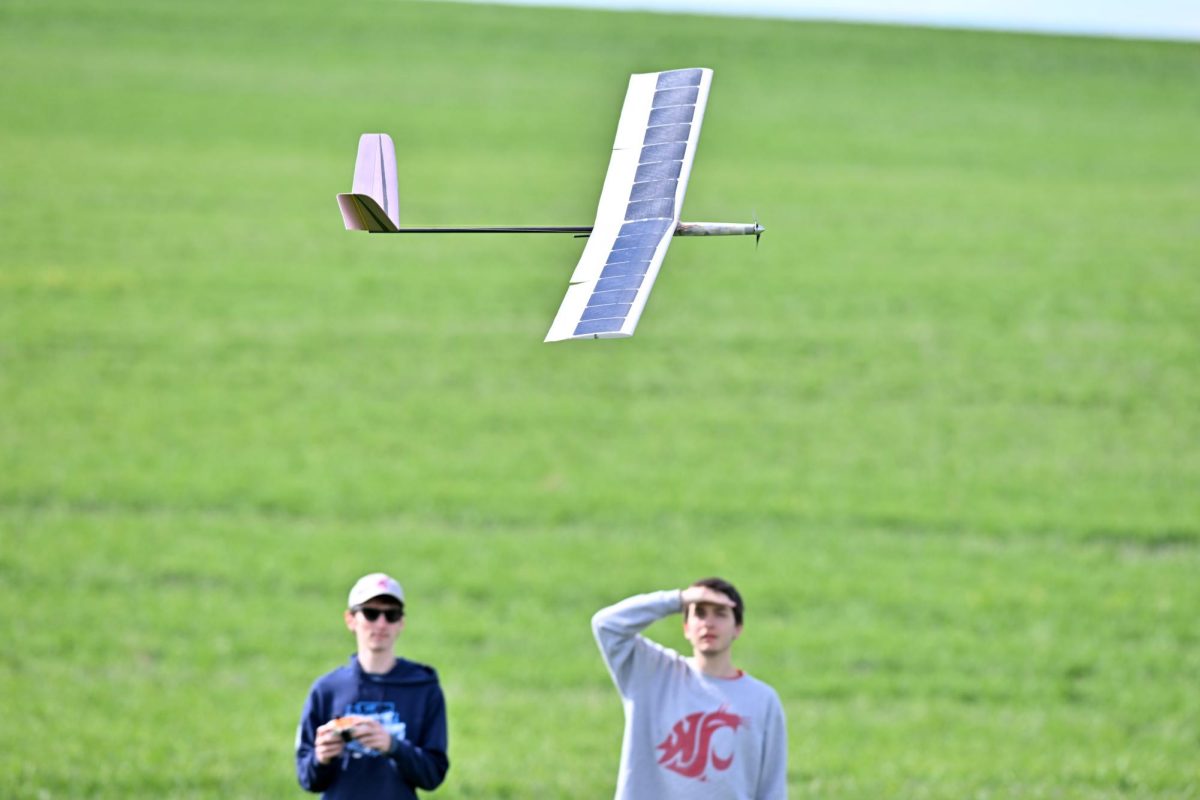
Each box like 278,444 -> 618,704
592,578 -> 788,799
296,573 -> 449,799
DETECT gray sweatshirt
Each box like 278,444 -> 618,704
593,590 -> 788,800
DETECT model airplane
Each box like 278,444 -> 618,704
336,67 -> 762,342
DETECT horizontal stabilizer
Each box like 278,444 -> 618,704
337,193 -> 399,233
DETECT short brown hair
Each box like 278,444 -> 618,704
684,577 -> 744,625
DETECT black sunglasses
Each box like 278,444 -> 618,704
355,606 -> 403,623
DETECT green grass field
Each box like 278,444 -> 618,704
2,0 -> 1198,796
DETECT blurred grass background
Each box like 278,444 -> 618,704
1,0 -> 1198,796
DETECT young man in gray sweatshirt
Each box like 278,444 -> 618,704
592,578 -> 788,799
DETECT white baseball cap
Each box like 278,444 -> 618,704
347,573 -> 405,608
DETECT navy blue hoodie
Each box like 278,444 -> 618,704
296,656 -> 449,799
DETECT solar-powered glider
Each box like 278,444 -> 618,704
336,67 -> 762,341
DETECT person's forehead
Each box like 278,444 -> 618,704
691,600 -> 733,611
358,595 -> 402,607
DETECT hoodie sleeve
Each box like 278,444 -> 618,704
295,683 -> 338,793
389,681 -> 450,790
591,589 -> 684,695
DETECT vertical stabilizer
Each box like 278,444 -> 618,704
337,133 -> 400,232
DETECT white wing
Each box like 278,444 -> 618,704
545,68 -> 712,342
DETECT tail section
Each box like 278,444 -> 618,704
336,133 -> 399,232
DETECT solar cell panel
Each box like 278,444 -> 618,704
625,198 -> 675,221
620,219 -> 674,237
607,245 -> 658,264
613,232 -> 666,249
587,289 -> 639,307
595,274 -> 645,292
634,161 -> 683,182
644,123 -> 692,145
600,261 -> 651,278
649,105 -> 695,126
574,319 -> 625,335
629,180 -> 679,202
581,303 -> 633,321
657,68 -> 704,89
640,142 -> 688,163
653,87 -> 699,107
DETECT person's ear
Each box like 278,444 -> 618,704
344,609 -> 356,630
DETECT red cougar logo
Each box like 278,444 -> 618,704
656,706 -> 744,780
